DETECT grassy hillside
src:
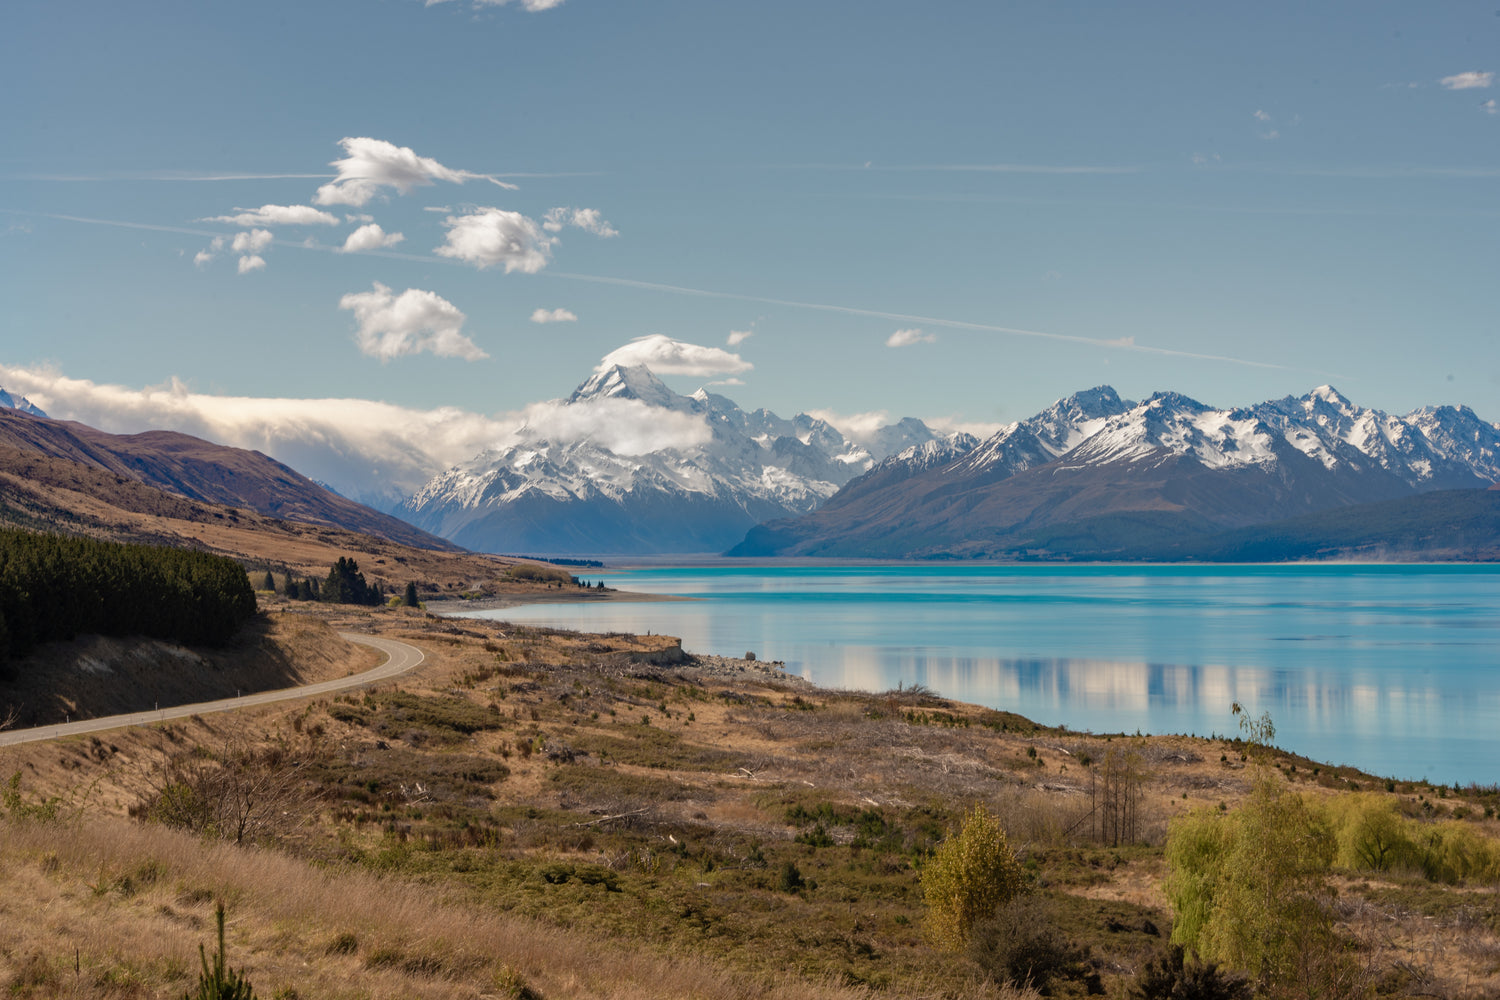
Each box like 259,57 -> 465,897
2,602 -> 1497,998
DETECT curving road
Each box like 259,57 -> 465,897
0,633 -> 425,747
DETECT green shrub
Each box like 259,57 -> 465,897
920,803 -> 1026,951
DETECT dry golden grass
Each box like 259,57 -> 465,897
0,815 -> 1044,1000
3,602 -> 1498,998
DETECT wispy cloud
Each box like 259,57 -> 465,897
203,204 -> 340,227
338,282 -> 487,362
543,206 -> 618,237
0,363 -> 512,501
1440,71 -> 1494,90
727,329 -> 753,346
886,328 -> 937,348
597,335 -> 752,377
314,137 -> 518,208
531,307 -> 577,324
804,407 -> 891,443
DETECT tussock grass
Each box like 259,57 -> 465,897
3,814 -> 1004,1000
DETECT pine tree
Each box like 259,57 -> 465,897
260,571 -> 275,592
403,581 -> 420,608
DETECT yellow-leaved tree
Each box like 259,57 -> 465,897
920,802 -> 1026,951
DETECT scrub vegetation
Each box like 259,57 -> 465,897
2,598 -> 1498,999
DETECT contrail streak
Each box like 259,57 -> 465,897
7,209 -> 1329,374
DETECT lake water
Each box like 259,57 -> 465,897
452,564 -> 1500,786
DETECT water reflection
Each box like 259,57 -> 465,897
456,564 -> 1500,785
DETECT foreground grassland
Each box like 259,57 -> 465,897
2,599 -> 1498,999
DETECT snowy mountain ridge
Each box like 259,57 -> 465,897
951,384 -> 1500,489
730,384 -> 1500,560
400,364 -> 960,554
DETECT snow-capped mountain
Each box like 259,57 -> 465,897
0,387 -> 46,418
400,365 -> 960,554
732,385 -> 1500,559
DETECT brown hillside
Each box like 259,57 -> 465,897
0,441 -> 595,599
0,409 -> 453,551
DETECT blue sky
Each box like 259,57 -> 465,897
2,0 -> 1497,498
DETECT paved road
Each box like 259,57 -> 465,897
0,633 -> 425,747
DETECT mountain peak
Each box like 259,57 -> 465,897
569,364 -> 682,409
0,386 -> 47,419
1142,390 -> 1207,412
1307,385 -> 1355,410
1061,385 -> 1126,415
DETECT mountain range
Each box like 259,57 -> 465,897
732,385 -> 1500,559
398,364 -> 949,554
8,371 -> 1499,561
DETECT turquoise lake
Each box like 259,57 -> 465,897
453,564 -> 1500,786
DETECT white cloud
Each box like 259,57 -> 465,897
1252,109 -> 1272,122
0,363 -> 714,503
597,335 -> 752,376
805,408 -> 891,444
886,328 -> 937,348
345,213 -> 375,223
314,137 -> 516,207
237,255 -> 267,274
1485,99 -> 1498,115
1440,71 -> 1494,90
543,206 -> 619,237
531,308 -> 577,324
435,207 -> 553,272
340,223 -> 405,253
204,204 -> 339,227
706,377 -> 745,387
1259,130 -> 1280,141
193,249 -> 215,267
231,229 -> 274,255
338,282 -> 488,362
0,363 -> 513,502
727,329 -> 753,346
514,398 -> 711,456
